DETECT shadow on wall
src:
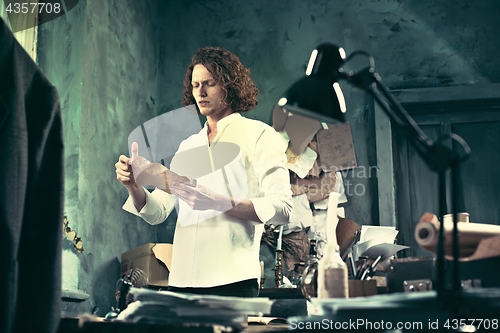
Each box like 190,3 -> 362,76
91,258 -> 122,317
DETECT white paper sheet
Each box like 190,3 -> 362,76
286,194 -> 313,234
360,243 -> 409,259
353,225 -> 401,260
286,147 -> 318,179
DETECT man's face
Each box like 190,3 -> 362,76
191,64 -> 231,119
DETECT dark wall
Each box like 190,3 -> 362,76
156,0 -> 500,112
37,0 -> 175,316
33,0 -> 500,316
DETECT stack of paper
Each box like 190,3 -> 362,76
353,226 -> 409,260
116,288 -> 274,328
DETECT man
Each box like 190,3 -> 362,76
115,47 -> 292,297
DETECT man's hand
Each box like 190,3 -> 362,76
115,142 -> 139,189
115,142 -> 147,211
169,182 -> 234,212
170,182 -> 261,222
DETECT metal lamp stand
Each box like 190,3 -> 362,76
337,57 -> 470,309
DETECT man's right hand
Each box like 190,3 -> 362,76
116,142 -> 147,211
115,142 -> 139,189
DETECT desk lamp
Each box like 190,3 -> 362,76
277,43 -> 471,306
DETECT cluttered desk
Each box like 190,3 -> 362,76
70,205 -> 500,333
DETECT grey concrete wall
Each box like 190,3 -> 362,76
38,0 -> 175,316
37,0 -> 87,297
34,0 -> 500,317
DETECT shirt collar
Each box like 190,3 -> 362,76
203,112 -> 242,134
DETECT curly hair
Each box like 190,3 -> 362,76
182,47 -> 259,113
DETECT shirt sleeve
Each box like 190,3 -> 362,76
122,188 -> 176,225
249,127 -> 293,224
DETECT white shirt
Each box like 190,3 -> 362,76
123,113 -> 293,287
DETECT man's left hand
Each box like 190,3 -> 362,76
169,182 -> 234,212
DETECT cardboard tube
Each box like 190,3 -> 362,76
415,213 -> 500,257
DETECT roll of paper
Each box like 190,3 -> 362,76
415,213 -> 500,257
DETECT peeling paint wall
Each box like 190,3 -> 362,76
36,0 -> 87,306
38,0 -> 175,316
157,0 -> 500,116
34,0 -> 500,317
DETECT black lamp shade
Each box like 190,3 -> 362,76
281,76 -> 345,124
279,44 -> 347,124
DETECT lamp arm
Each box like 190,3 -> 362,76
341,68 -> 459,172
339,63 -> 472,299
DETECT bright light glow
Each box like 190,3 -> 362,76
339,47 -> 346,59
278,97 -> 288,106
333,82 -> 346,113
305,49 -> 318,76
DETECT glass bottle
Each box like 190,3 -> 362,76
317,192 -> 348,299
301,239 -> 319,300
317,242 -> 348,298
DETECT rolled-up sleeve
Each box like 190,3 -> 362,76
122,188 -> 176,225
249,127 -> 293,224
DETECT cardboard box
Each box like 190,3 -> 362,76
121,243 -> 173,287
